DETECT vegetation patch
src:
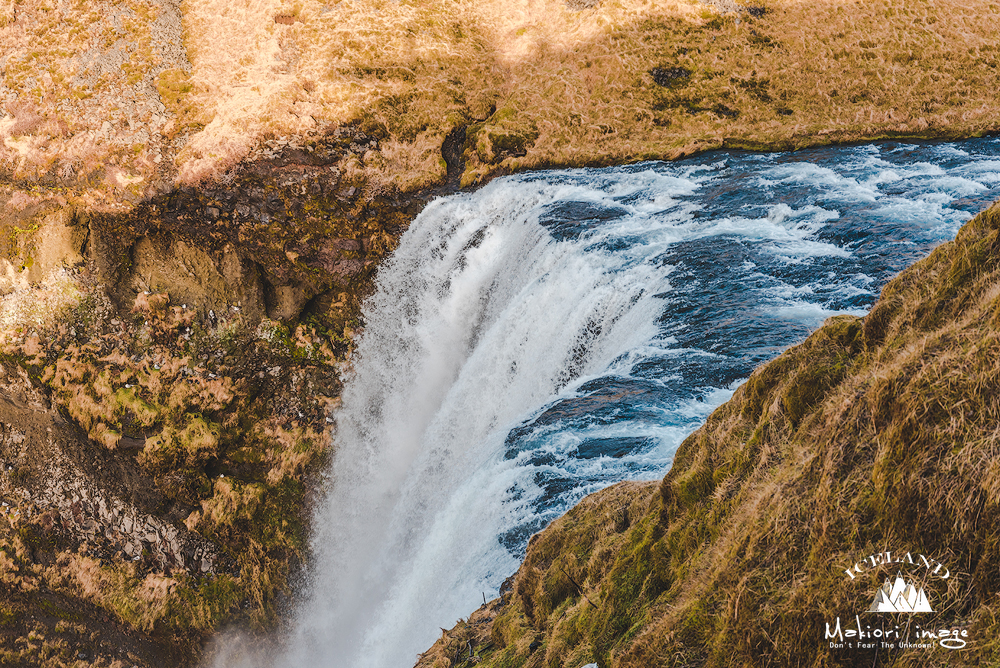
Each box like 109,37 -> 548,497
1,274 -> 343,651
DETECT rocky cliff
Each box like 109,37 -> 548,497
2,0 -> 1000,665
418,203 -> 1000,666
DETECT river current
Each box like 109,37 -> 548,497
220,138 -> 1000,668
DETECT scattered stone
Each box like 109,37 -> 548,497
650,67 -> 691,87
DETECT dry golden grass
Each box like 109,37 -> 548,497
3,0 -> 1000,194
0,0 -> 173,202
176,0 -> 1000,186
423,203 -> 1000,667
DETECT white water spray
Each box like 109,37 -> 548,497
278,176 -> 676,668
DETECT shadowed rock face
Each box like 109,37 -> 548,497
0,363 -> 214,666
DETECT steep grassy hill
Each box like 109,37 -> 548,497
418,203 -> 1000,666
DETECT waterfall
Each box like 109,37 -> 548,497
281,176 -> 680,668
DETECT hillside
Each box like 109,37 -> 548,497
3,0 -> 1000,196
417,203 -> 1000,666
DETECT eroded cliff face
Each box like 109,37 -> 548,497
0,119 -> 452,664
419,204 -> 1000,667
3,0 -> 1000,665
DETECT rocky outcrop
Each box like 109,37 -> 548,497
0,361 -> 220,574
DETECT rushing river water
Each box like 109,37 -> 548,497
219,138 -> 1000,668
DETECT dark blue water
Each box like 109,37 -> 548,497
499,137 -> 1000,552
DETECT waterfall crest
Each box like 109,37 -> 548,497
283,177 -> 674,668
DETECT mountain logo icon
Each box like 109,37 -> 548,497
869,572 -> 933,613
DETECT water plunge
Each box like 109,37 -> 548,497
224,138 -> 1000,668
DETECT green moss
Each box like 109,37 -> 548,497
467,106 -> 539,166
113,386 -> 161,427
140,416 -> 220,471
0,604 -> 15,627
155,68 -> 211,134
97,565 -> 241,632
36,598 -> 81,622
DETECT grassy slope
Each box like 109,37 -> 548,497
418,203 -> 1000,667
3,0 -> 1000,194
120,0 -> 1000,186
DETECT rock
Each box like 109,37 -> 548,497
127,236 -> 266,321
649,66 -> 691,87
266,283 -> 314,321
